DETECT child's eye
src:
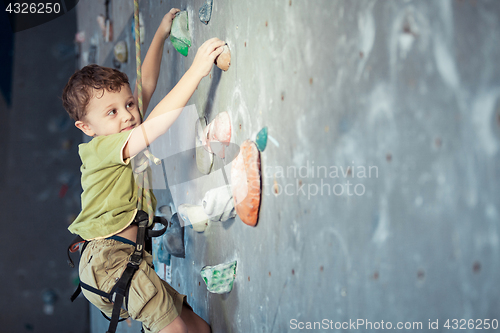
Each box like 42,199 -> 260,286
127,102 -> 134,109
107,109 -> 117,116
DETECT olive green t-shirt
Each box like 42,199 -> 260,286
68,130 -> 156,240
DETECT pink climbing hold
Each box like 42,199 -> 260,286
202,111 -> 232,158
231,140 -> 261,227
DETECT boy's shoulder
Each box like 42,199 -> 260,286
79,130 -> 133,165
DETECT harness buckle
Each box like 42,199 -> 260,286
128,251 -> 143,267
128,211 -> 148,267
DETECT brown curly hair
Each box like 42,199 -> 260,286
62,64 -> 130,121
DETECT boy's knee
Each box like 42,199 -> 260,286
193,319 -> 211,333
158,316 -> 188,333
179,304 -> 211,333
201,323 -> 212,333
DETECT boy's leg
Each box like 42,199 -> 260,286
159,304 -> 210,333
158,316 -> 187,333
180,304 -> 211,333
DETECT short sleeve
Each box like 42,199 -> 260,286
79,130 -> 135,169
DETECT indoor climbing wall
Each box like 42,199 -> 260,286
81,0 -> 500,331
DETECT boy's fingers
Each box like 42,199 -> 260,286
214,42 -> 227,54
199,38 -> 221,54
214,44 -> 226,54
210,45 -> 225,61
207,39 -> 226,52
201,38 -> 216,51
206,37 -> 224,47
198,38 -> 225,60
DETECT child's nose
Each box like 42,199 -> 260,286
122,109 -> 134,121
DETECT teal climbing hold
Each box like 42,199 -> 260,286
255,127 -> 268,152
200,261 -> 237,294
170,11 -> 191,56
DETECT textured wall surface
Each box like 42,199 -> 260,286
82,0 -> 500,332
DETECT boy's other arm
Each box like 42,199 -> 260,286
134,8 -> 179,114
124,38 -> 225,159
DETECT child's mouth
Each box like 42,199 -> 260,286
121,124 -> 136,132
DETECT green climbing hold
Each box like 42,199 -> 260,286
170,11 -> 191,56
200,261 -> 237,294
255,127 -> 268,152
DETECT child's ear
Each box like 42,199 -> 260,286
75,120 -> 95,137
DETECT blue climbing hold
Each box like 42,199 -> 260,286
199,0 -> 213,25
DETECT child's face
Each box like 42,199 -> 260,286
75,84 -> 141,137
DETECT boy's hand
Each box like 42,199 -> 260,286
189,38 -> 226,79
160,8 -> 181,39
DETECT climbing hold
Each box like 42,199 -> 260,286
155,240 -> 171,265
255,127 -> 268,152
200,261 -> 237,294
158,204 -> 173,222
75,31 -> 85,43
130,12 -> 145,44
97,14 -> 113,42
203,111 -> 232,158
231,140 -> 261,226
114,40 -> 128,63
170,11 -> 191,56
215,44 -> 231,71
178,204 -> 210,232
213,111 -> 232,144
162,213 -> 185,258
199,0 -> 213,25
139,13 -> 145,44
202,185 -> 236,222
196,117 -> 214,174
42,289 -> 58,315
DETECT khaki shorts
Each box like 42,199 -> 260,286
79,238 -> 186,333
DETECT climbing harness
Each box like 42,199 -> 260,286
67,211 -> 167,333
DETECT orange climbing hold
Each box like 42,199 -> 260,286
231,140 -> 261,226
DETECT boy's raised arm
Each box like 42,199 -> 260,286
134,8 -> 179,114
124,37 -> 225,159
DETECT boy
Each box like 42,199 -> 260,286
62,8 -> 224,333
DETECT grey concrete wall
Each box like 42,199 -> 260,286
81,0 -> 500,332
